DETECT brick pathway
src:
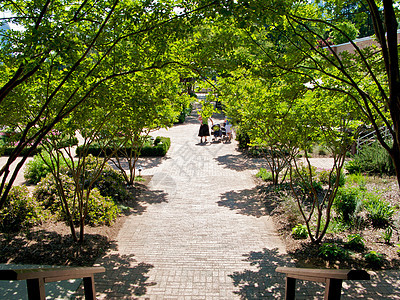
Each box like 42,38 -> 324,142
89,113 -> 289,299
83,113 -> 400,299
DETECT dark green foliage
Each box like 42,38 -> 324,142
345,142 -> 395,175
345,234 -> 365,251
318,243 -> 350,261
333,186 -> 362,222
256,168 -> 273,181
93,166 -> 130,202
34,174 -> 120,226
76,189 -> 120,226
24,152 -> 73,184
175,103 -> 193,124
364,251 -> 386,269
0,186 -> 43,232
236,129 -> 250,149
34,173 -> 75,213
1,146 -> 43,156
331,171 -> 346,187
76,136 -> 171,157
364,193 -> 395,228
291,224 -> 308,239
1,137 -> 78,157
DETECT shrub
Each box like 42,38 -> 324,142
317,169 -> 330,184
333,186 -> 362,222
24,152 -> 72,184
34,173 -> 75,215
236,129 -> 250,149
344,160 -> 361,174
347,142 -> 395,175
256,168 -> 273,182
93,165 -> 130,202
364,193 -> 395,228
83,189 -> 120,226
291,224 -> 308,239
0,186 -> 43,232
364,251 -> 386,269
319,243 -> 350,261
76,136 -> 171,157
331,171 -> 346,187
293,163 -> 317,180
34,173 -> 120,226
345,234 -> 365,251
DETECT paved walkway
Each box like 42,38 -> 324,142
84,112 -> 400,299
91,113 -> 290,299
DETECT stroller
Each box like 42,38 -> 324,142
211,123 -> 227,142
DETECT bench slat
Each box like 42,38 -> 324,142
0,266 -> 105,281
276,267 -> 370,281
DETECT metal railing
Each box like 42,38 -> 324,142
356,125 -> 392,153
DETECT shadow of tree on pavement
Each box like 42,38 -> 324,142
109,157 -> 169,172
214,154 -> 269,172
229,248 -> 292,299
120,183 -> 169,216
74,253 -> 155,299
218,186 -> 279,218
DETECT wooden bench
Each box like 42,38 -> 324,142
0,266 -> 105,300
276,267 -> 370,300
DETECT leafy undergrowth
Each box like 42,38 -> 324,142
259,176 -> 400,270
0,178 -> 152,267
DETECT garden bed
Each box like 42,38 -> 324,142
258,175 -> 400,270
0,176 -> 152,267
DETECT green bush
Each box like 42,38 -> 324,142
76,136 -> 171,157
291,224 -> 308,239
34,174 -> 120,226
34,173 -> 75,214
0,186 -> 43,232
364,193 -> 395,228
93,165 -> 130,202
331,171 -> 346,187
83,189 -> 120,226
346,142 -> 395,175
24,152 -> 72,184
256,168 -> 273,182
334,186 -> 362,222
345,234 -> 365,251
2,146 -> 43,156
236,128 -> 250,149
364,251 -> 386,269
344,160 -> 361,174
319,243 -> 350,261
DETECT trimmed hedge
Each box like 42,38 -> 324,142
76,136 -> 171,157
1,137 -> 78,157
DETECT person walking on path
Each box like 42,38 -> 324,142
198,101 -> 214,144
198,115 -> 212,143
